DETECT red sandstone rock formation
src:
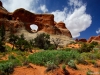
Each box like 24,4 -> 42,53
56,21 -> 72,37
75,38 -> 87,42
87,35 -> 100,43
87,36 -> 96,43
0,1 -> 72,38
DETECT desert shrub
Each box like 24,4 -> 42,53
16,55 -> 28,66
33,33 -> 50,50
0,61 -> 14,75
62,64 -> 66,70
90,41 -> 98,46
8,52 -> 28,66
81,52 -> 98,60
8,54 -> 16,60
5,45 -> 12,52
45,61 -> 58,72
68,60 -> 77,70
78,43 -> 95,53
88,60 -> 96,65
64,48 -> 72,51
95,52 -> 100,59
51,37 -> 63,49
86,69 -> 94,75
15,34 -> 32,52
77,56 -> 88,65
62,64 -> 70,75
28,50 -> 80,66
8,56 -> 22,66
77,51 -> 100,65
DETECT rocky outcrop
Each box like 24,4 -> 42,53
56,21 -> 72,38
87,35 -> 100,43
75,38 -> 87,42
0,1 -> 72,38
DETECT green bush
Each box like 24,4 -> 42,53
62,64 -> 70,75
15,34 -> 32,52
0,61 -> 14,75
45,61 -> 58,72
33,33 -> 50,50
62,64 -> 66,70
78,43 -> 94,53
28,50 -> 80,66
77,56 -> 88,65
68,60 -> 77,70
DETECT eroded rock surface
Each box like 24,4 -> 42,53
0,1 -> 72,38
87,35 -> 100,43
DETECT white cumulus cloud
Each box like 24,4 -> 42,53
1,0 -> 39,12
40,5 -> 48,13
51,0 -> 92,38
96,28 -> 100,34
1,0 -> 92,38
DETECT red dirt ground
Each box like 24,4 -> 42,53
5,43 -> 100,75
12,62 -> 100,75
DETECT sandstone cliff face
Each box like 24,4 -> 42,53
0,1 -> 72,38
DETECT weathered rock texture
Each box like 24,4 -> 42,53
0,1 -> 72,38
87,35 -> 100,43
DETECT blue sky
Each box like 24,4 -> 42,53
1,0 -> 100,39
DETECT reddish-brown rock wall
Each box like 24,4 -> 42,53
0,1 -> 72,38
87,35 -> 100,43
75,38 -> 87,42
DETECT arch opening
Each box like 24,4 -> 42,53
30,24 -> 38,32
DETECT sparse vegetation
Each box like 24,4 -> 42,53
28,50 -> 80,66
45,61 -> 58,72
0,23 -> 99,75
78,42 -> 98,53
0,60 -> 17,75
33,33 -> 50,50
51,37 -> 63,49
62,64 -> 66,70
68,60 -> 77,70
86,69 -> 94,75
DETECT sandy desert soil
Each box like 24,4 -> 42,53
12,62 -> 100,75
